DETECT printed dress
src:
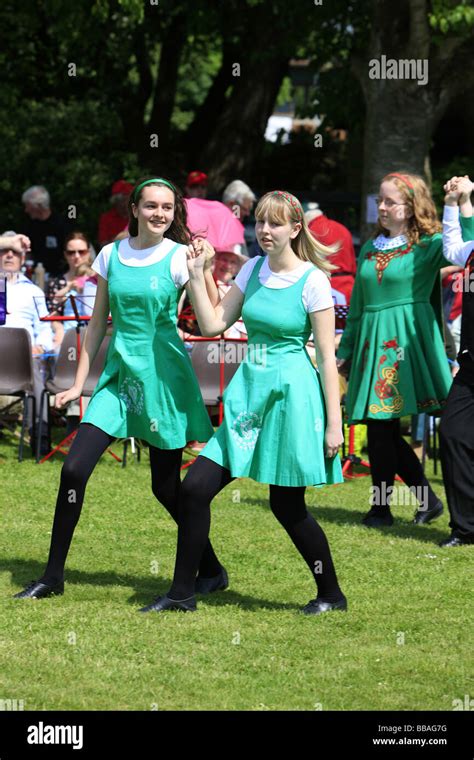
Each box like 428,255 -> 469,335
337,232 -> 452,424
82,240 -> 213,448
200,257 -> 343,487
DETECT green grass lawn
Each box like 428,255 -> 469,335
0,431 -> 472,711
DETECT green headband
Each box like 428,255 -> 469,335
133,178 -> 176,202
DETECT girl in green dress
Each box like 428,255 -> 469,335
140,190 -> 347,616
336,172 -> 452,528
14,177 -> 225,600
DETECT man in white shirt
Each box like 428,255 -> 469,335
439,176 -> 474,547
0,231 -> 53,455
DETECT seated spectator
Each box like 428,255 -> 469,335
213,249 -> 249,339
21,186 -> 71,277
98,180 -> 134,247
306,204 -> 357,304
46,232 -> 94,342
0,230 -> 53,455
184,171 -> 208,199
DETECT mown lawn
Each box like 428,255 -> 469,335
0,431 -> 472,711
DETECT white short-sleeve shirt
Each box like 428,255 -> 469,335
234,256 -> 333,313
92,237 -> 189,289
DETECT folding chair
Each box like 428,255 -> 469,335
0,327 -> 36,461
37,327 -> 113,462
190,338 -> 247,413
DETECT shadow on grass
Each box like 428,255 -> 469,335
242,497 -> 450,544
1,558 -> 299,612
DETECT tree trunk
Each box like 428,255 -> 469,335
359,83 -> 437,241
198,54 -> 289,191
183,40 -> 240,167
353,0 -> 474,242
139,12 -> 188,170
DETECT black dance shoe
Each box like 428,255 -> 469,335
195,566 -> 229,595
413,499 -> 443,525
13,580 -> 64,599
301,596 -> 348,616
362,508 -> 394,528
439,534 -> 474,548
138,594 -> 197,613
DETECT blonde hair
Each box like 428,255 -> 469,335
255,191 -> 338,275
76,262 -> 95,278
375,173 -> 441,246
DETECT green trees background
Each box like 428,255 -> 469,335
1,0 -> 473,245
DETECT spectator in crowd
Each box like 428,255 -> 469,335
213,248 -> 248,340
306,203 -> 357,304
0,233 -> 30,255
21,186 -> 71,277
0,230 -> 53,455
97,180 -> 134,247
184,171 -> 208,199
222,179 -> 256,224
222,180 -> 257,258
46,231 -> 95,342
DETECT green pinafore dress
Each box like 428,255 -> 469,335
82,240 -> 213,448
200,257 -> 344,486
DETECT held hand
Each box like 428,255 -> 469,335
443,176 -> 462,205
192,237 -> 216,271
325,425 -> 344,458
55,386 -> 81,408
186,243 -> 207,277
457,175 -> 473,202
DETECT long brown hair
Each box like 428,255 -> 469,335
127,176 -> 191,244
255,191 -> 338,276
374,173 -> 441,246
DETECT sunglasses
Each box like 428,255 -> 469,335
65,249 -> 88,256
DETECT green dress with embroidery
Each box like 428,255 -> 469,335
200,257 -> 344,487
337,233 -> 452,425
81,240 -> 213,447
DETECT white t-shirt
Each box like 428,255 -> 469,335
234,256 -> 333,313
92,237 -> 189,289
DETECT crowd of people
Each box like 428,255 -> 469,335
1,169 -> 472,616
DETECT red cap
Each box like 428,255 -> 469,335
111,180 -> 134,196
186,171 -> 208,188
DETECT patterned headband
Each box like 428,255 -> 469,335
133,178 -> 176,201
387,173 -> 415,195
271,190 -> 303,221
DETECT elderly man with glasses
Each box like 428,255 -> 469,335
0,231 -> 54,455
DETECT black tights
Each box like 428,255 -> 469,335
367,419 -> 439,511
168,456 -> 344,603
40,423 -> 221,585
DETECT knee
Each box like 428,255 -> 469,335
151,480 -> 172,509
180,470 -> 211,515
269,491 -> 306,528
60,458 -> 88,493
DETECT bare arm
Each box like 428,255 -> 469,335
310,307 -> 344,457
55,275 -> 110,406
203,265 -> 219,307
